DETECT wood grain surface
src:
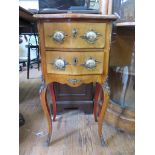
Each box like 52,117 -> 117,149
46,51 -> 104,75
34,14 -> 117,21
43,22 -> 106,49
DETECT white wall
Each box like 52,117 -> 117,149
19,0 -> 39,10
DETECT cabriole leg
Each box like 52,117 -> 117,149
93,83 -> 102,122
49,82 -> 57,121
98,80 -> 110,146
40,82 -> 52,146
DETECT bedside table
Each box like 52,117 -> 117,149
34,13 -> 117,146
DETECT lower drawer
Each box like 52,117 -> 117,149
46,51 -> 104,75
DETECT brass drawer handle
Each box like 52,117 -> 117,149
68,79 -> 81,85
49,31 -> 67,43
81,57 -> 101,70
49,57 -> 69,70
80,29 -> 102,44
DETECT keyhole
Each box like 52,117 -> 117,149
74,59 -> 77,64
73,57 -> 78,66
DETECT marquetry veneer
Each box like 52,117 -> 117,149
34,13 -> 117,146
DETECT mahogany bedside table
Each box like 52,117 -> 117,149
34,13 -> 117,146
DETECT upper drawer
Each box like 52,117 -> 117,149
46,51 -> 104,75
43,22 -> 106,49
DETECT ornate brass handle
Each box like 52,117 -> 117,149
81,57 -> 101,69
68,79 -> 81,85
49,57 -> 69,70
49,31 -> 67,43
80,29 -> 102,44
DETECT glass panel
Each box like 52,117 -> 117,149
113,0 -> 135,22
38,0 -> 100,13
109,47 -> 135,110
109,0 -> 135,111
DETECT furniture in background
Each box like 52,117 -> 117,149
104,0 -> 135,133
27,36 -> 40,79
19,6 -> 34,125
19,6 -> 40,79
19,35 -> 27,71
19,113 -> 25,127
19,6 -> 40,127
34,0 -> 117,145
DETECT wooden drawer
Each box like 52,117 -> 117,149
44,22 -> 106,49
45,74 -> 104,87
46,51 -> 104,75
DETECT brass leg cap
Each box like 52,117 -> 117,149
101,134 -> 106,146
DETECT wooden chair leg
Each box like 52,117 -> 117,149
49,83 -> 57,121
93,83 -> 102,122
40,82 -> 52,146
98,81 -> 110,146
